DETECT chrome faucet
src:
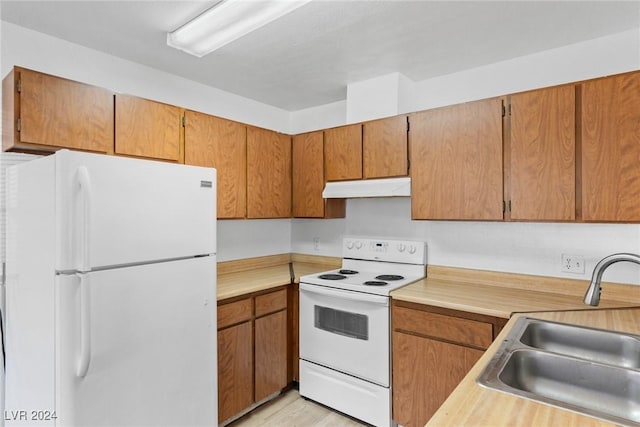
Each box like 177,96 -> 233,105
583,253 -> 640,306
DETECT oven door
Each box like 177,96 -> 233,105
299,282 -> 390,387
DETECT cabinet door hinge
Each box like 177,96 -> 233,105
16,118 -> 21,132
16,78 -> 21,94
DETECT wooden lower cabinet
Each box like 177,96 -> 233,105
392,301 -> 506,426
218,322 -> 253,422
255,310 -> 287,401
392,332 -> 483,426
217,287 -> 290,424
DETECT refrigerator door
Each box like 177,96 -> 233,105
54,150 -> 216,271
55,256 -> 217,427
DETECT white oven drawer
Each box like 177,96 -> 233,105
299,283 -> 390,387
300,360 -> 391,427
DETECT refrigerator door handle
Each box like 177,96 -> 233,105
77,273 -> 92,377
76,166 -> 92,273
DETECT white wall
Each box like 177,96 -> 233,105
291,28 -> 640,286
217,219 -> 291,262
289,100 -> 347,135
0,22 -> 294,262
293,199 -> 640,285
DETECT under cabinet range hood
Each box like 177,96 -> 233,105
322,177 -> 411,198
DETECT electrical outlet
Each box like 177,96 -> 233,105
312,237 -> 320,252
561,254 -> 585,274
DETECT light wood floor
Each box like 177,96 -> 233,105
229,389 -> 367,426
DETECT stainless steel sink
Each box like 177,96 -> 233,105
478,317 -> 640,426
519,319 -> 640,369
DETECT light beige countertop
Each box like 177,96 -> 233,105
217,254 -> 340,301
427,308 -> 640,427
218,264 -> 292,301
391,265 -> 640,318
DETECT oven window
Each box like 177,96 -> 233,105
314,305 -> 368,340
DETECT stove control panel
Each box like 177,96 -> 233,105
343,237 -> 426,264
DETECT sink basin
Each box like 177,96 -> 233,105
519,319 -> 640,369
497,350 -> 640,425
478,317 -> 640,426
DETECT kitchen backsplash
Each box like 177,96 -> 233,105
292,198 -> 640,286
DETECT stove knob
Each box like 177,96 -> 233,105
397,243 -> 406,252
346,240 -> 354,249
355,241 -> 363,249
408,245 -> 417,254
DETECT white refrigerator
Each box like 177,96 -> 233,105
4,150 -> 217,426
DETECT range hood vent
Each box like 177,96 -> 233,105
322,177 -> 411,198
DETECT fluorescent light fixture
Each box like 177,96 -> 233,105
167,0 -> 312,57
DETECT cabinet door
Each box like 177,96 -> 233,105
255,310 -> 287,401
410,98 -> 504,220
509,86 -> 575,221
363,115 -> 408,179
292,131 -> 325,217
115,94 -> 182,162
324,124 -> 362,181
246,127 -> 292,218
392,332 -> 483,427
184,110 -> 246,219
218,322 -> 253,423
581,71 -> 640,221
7,67 -> 114,153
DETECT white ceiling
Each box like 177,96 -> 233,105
1,1 -> 639,111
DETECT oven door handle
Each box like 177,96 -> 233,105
299,283 -> 389,306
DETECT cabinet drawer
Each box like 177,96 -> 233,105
393,306 -> 493,349
255,289 -> 287,317
218,298 -> 253,329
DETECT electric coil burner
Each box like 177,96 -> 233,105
299,237 -> 427,427
363,280 -> 387,286
318,273 -> 346,280
375,274 -> 404,281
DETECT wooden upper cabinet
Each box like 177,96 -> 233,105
410,98 -> 504,220
292,131 -> 345,218
292,131 -> 325,218
115,94 -> 182,162
246,127 -> 292,218
324,124 -> 362,181
580,71 -> 640,222
509,85 -> 576,221
363,115 -> 408,179
2,66 -> 114,153
184,111 -> 246,219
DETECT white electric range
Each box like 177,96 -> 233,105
299,237 -> 427,427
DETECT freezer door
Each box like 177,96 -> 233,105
54,150 -> 216,271
55,256 -> 217,427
